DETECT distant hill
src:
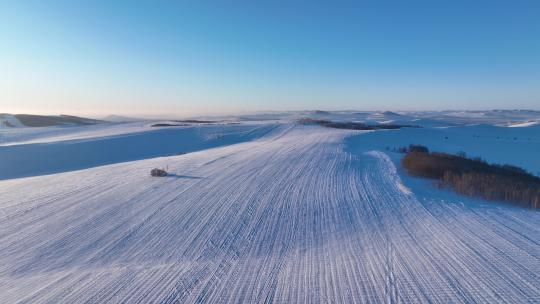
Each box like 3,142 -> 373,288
312,110 -> 331,115
381,111 -> 405,117
101,115 -> 142,122
0,114 -> 104,128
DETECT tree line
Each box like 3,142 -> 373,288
401,145 -> 540,209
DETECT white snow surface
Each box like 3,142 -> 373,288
507,121 -> 540,128
0,124 -> 539,303
0,122 -> 157,146
346,124 -> 540,175
0,123 -> 278,180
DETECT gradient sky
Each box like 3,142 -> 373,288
1,1 -> 539,117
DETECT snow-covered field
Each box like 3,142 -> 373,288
0,122 -> 153,146
346,124 -> 540,175
0,112 -> 539,303
0,123 -> 277,180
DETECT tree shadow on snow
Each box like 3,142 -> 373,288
166,173 -> 203,179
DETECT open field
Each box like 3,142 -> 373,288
0,118 -> 539,303
0,123 -> 276,180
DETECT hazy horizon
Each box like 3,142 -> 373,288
4,108 -> 540,122
4,106 -> 540,120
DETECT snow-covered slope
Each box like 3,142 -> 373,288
295,109 -> 540,128
346,124 -> 540,175
0,122 -> 151,146
0,114 -> 102,128
2,110 -> 539,145
507,121 -> 540,128
0,123 -> 278,180
0,114 -> 25,128
0,125 -> 538,303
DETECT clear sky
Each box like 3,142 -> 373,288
1,1 -> 539,117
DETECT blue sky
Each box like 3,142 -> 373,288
1,1 -> 539,116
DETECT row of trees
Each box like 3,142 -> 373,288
298,118 -> 417,130
401,145 -> 540,209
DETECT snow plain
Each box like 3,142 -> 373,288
0,119 -> 539,303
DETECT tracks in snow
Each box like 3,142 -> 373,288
0,125 -> 538,303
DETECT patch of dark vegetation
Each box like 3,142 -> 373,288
2,120 -> 15,127
401,145 -> 540,208
14,114 -> 102,127
408,144 -> 430,153
151,123 -> 190,127
150,168 -> 168,177
299,118 -> 418,130
174,119 -> 218,124
312,110 -> 331,115
151,119 -> 237,127
381,111 -> 402,116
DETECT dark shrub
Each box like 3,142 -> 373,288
408,145 -> 429,153
151,168 -> 168,177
